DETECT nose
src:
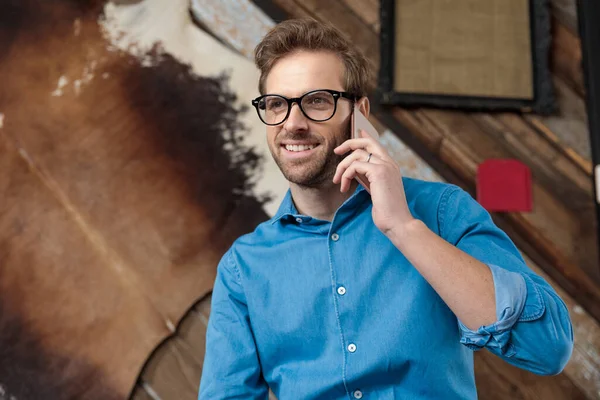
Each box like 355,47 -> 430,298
282,103 -> 309,133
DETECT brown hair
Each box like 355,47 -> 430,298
254,18 -> 372,97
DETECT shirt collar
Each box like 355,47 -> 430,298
270,183 -> 368,225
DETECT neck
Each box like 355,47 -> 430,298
289,180 -> 359,221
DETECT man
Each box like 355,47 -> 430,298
199,18 -> 573,400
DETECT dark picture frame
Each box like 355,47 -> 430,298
378,0 -> 556,114
577,0 -> 600,267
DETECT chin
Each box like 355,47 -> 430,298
283,168 -> 334,188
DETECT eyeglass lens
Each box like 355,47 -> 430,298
257,91 -> 336,125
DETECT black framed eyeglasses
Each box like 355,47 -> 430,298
251,89 -> 356,126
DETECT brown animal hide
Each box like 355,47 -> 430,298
0,0 -> 268,398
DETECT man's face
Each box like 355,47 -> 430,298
263,50 -> 352,188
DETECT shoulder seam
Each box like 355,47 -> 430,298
437,185 -> 461,238
224,246 -> 243,285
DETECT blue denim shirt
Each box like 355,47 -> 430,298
199,177 -> 573,400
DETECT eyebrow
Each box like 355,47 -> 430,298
262,88 -> 342,97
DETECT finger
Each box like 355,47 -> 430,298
334,136 -> 390,161
340,161 -> 374,193
333,149 -> 368,184
334,138 -> 372,155
333,149 -> 382,184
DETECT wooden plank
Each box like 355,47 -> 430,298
190,0 -> 276,59
265,0 -> 314,19
136,295 -> 213,400
551,18 -> 585,97
474,350 -> 588,400
271,0 -> 380,71
479,113 -> 592,197
342,0 -> 380,33
194,293 -> 212,319
138,336 -> 202,400
526,77 -> 591,165
527,117 -> 593,175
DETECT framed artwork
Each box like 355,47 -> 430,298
378,0 -> 556,114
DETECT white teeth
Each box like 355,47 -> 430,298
285,144 -> 316,152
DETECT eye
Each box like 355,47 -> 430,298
308,96 -> 327,104
304,93 -> 334,107
266,98 -> 286,110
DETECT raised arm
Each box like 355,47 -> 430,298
437,187 -> 573,375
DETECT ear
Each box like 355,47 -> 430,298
356,96 -> 370,118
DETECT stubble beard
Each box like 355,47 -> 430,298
273,121 -> 350,189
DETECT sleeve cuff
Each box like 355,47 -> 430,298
458,264 -> 529,357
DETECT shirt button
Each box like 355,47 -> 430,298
337,286 -> 346,295
295,217 -> 303,223
353,390 -> 363,399
347,343 -> 357,353
331,233 -> 340,241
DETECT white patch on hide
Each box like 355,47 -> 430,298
166,319 -> 176,333
0,113 -> 4,129
74,79 -> 82,95
52,58 -> 99,97
83,60 -> 97,84
74,18 -> 81,36
51,75 -> 69,97
98,0 -> 289,216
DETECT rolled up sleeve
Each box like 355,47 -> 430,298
459,264 -> 528,357
440,187 -> 574,375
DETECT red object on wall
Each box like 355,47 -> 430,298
476,159 -> 532,212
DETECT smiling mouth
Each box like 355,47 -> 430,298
282,144 -> 319,152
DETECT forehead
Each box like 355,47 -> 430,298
264,50 -> 346,96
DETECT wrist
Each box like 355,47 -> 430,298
386,217 -> 426,247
